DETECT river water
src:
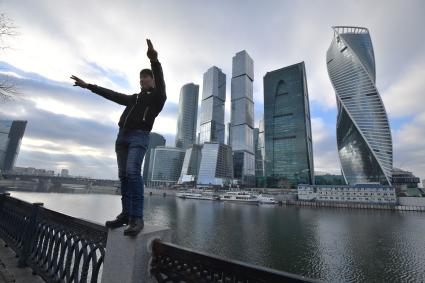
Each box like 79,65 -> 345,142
8,191 -> 425,282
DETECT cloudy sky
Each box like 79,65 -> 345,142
0,0 -> 424,181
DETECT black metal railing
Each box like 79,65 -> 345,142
150,240 -> 319,283
0,193 -> 319,283
0,193 -> 107,282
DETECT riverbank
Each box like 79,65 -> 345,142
7,191 -> 425,282
283,200 -> 425,211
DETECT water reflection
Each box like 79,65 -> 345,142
9,192 -> 425,282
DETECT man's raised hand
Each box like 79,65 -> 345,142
70,75 -> 88,89
146,39 -> 158,61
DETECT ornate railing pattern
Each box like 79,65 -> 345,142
0,193 -> 318,283
150,240 -> 319,283
0,193 -> 107,282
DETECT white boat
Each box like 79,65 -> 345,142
176,191 -> 220,200
219,191 -> 259,204
257,194 -> 278,204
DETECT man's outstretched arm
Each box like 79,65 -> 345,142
70,75 -> 131,106
146,39 -> 167,107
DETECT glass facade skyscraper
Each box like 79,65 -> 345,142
175,83 -> 199,150
0,120 -> 27,171
143,132 -> 166,185
199,66 -> 226,144
197,142 -> 233,187
179,144 -> 202,184
254,127 -> 264,178
326,26 -> 392,185
148,146 -> 185,187
230,50 -> 255,185
263,62 -> 314,187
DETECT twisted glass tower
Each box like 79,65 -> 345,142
326,26 -> 392,185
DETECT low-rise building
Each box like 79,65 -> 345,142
61,169 -> 69,177
392,168 -> 421,196
298,184 -> 397,204
12,167 -> 55,176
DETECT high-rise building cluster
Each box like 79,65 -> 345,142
144,26 -> 412,189
4,26 -> 417,190
144,49 -> 316,189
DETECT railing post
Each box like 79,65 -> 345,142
17,202 -> 43,267
0,192 -> 11,211
101,225 -> 171,283
0,193 -> 11,247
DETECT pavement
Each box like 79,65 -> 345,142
0,238 -> 44,283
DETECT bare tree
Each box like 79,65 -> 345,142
0,13 -> 18,100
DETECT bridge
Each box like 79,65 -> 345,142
0,173 -> 120,194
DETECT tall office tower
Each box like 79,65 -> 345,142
254,128 -> 264,178
179,144 -> 202,184
148,146 -> 185,187
199,66 -> 226,144
326,26 -> 392,185
197,142 -> 234,187
254,119 -> 266,187
175,83 -> 199,150
263,62 -> 314,187
258,119 -> 265,176
143,132 -> 166,185
230,51 -> 255,185
226,122 -> 231,145
0,120 -> 27,171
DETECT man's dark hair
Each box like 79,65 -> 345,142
140,69 -> 153,78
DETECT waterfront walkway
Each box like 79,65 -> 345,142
0,238 -> 44,283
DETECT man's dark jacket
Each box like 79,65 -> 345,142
86,60 -> 166,131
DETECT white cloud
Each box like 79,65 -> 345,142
381,57 -> 425,118
311,117 -> 340,174
0,0 -> 424,180
393,113 -> 425,179
21,137 -> 115,159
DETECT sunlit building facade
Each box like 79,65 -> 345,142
229,50 -> 255,185
197,142 -> 233,187
179,144 -> 202,184
175,83 -> 199,150
199,66 -> 226,144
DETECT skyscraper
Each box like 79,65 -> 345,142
175,83 -> 199,150
193,66 -> 233,187
148,146 -> 185,187
179,144 -> 202,184
254,128 -> 264,177
263,62 -> 314,187
258,119 -> 265,176
0,120 -> 27,171
143,132 -> 166,185
199,66 -> 226,144
326,26 -> 392,185
197,142 -> 233,187
230,50 -> 255,185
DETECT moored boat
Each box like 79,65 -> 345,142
219,191 -> 259,204
257,194 -> 278,204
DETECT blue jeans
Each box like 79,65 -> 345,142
115,128 -> 150,218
